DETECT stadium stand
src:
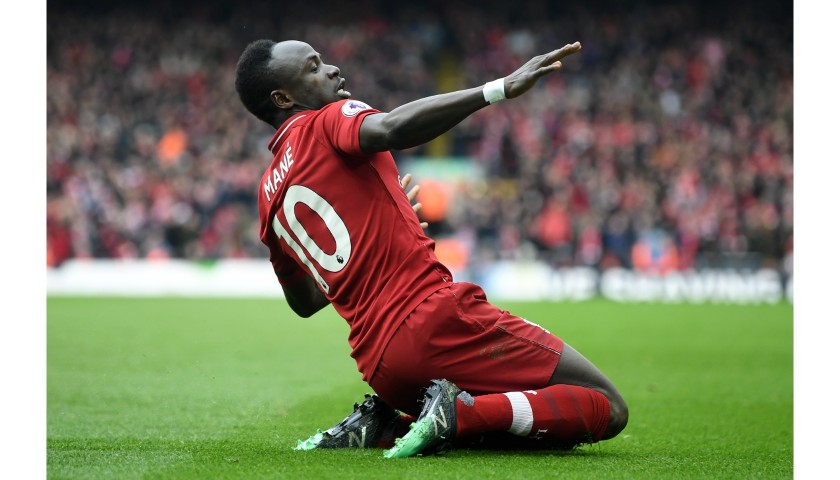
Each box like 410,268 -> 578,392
46,0 -> 792,284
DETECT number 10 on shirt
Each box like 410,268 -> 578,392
271,184 -> 353,294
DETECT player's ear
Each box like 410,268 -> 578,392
271,90 -> 295,110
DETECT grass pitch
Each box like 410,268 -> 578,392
47,297 -> 792,479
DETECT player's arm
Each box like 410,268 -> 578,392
281,274 -> 330,318
359,42 -> 581,153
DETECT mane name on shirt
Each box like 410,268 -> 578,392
263,142 -> 295,201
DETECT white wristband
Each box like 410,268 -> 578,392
483,78 -> 507,104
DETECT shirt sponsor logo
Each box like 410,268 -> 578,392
341,100 -> 371,117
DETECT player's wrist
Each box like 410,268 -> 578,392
482,78 -> 507,104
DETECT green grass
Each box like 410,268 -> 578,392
47,297 -> 793,479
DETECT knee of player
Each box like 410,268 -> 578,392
603,393 -> 629,440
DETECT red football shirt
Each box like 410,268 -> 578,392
257,99 -> 453,381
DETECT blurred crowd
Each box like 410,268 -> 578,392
47,0 -> 793,278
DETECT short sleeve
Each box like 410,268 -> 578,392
318,100 -> 380,157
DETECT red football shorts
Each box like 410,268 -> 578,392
369,282 -> 565,416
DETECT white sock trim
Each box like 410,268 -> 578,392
503,392 -> 534,436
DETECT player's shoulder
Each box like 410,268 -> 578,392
318,99 -> 377,119
339,99 -> 376,117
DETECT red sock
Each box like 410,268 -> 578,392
455,384 -> 611,444
454,392 -> 512,438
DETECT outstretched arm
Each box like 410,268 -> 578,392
359,42 -> 581,153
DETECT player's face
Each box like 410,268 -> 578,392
270,41 -> 351,110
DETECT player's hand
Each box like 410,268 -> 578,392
504,41 -> 582,99
400,173 -> 429,229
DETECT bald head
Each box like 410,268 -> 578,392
268,40 -> 317,80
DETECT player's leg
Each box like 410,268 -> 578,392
380,282 -> 627,457
385,368 -> 619,457
431,345 -> 622,451
547,343 -> 628,440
